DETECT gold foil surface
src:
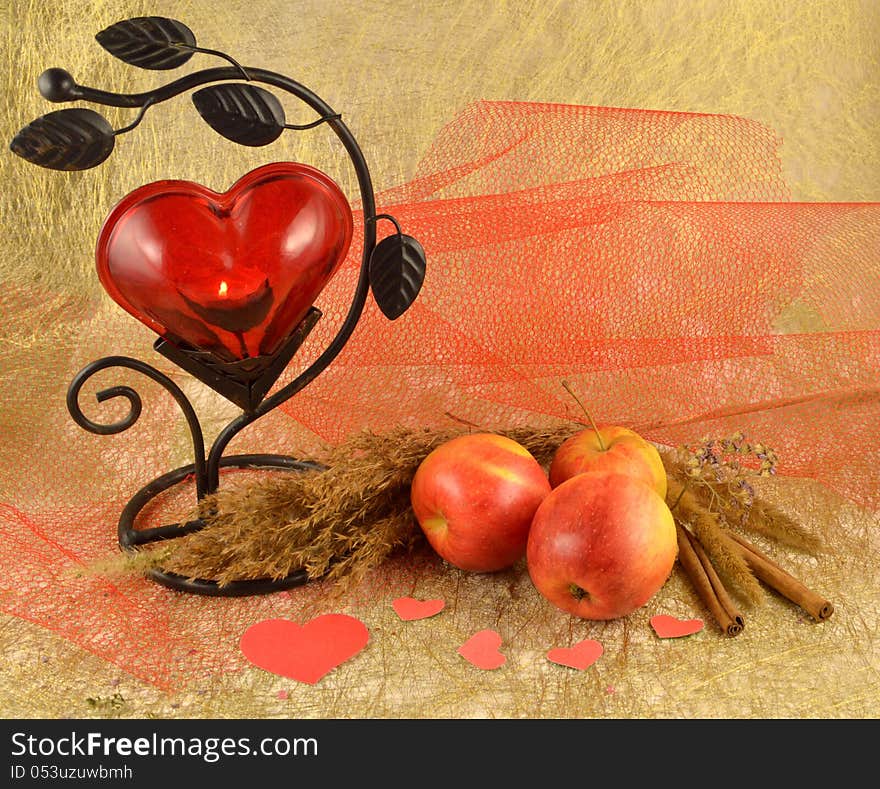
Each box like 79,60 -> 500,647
1,0 -> 878,718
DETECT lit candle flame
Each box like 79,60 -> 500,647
218,280 -> 228,297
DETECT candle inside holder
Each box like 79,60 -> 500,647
180,269 -> 275,335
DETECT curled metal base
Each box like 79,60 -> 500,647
119,453 -> 325,597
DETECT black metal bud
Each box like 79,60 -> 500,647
38,68 -> 77,102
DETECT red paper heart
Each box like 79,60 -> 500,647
546,639 -> 604,670
457,629 -> 506,670
239,614 -> 369,684
96,162 -> 353,362
650,614 -> 704,638
392,597 -> 446,621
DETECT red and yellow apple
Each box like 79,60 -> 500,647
410,433 -> 551,572
526,470 -> 677,620
549,424 -> 667,498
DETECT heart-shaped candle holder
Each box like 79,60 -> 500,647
97,162 -> 354,410
15,16 -> 427,597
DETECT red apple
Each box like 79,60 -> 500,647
526,471 -> 677,619
410,433 -> 551,572
549,425 -> 667,498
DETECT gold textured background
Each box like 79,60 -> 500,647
1,0 -> 878,718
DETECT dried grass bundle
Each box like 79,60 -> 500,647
160,423 -> 578,588
664,475 -> 765,605
716,494 -> 822,553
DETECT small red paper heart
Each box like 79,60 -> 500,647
457,629 -> 506,670
650,614 -> 704,638
240,614 -> 369,684
547,639 -> 604,670
392,597 -> 445,621
96,162 -> 353,362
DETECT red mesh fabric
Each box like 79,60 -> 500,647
292,102 -> 878,509
2,101 -> 878,689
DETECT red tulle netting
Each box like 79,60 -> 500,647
2,100 -> 878,690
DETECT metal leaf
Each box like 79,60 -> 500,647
95,16 -> 196,70
9,108 -> 115,171
369,234 -> 427,320
192,84 -> 286,147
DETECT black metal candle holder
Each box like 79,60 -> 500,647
11,17 -> 426,596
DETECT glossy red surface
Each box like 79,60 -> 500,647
96,162 -> 354,361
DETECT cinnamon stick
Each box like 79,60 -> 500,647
726,531 -> 834,621
687,528 -> 745,632
675,523 -> 744,636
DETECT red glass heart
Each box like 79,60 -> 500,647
96,162 -> 354,362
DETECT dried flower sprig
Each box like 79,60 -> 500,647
679,432 -> 776,515
666,431 -> 820,552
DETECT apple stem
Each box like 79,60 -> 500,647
561,380 -> 606,451
443,410 -> 481,429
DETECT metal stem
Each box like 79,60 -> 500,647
67,356 -> 208,498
